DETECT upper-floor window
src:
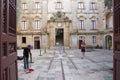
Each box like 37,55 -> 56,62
91,20 -> 96,30
56,2 -> 62,9
92,36 -> 96,43
34,20 -> 40,30
22,3 -> 27,9
90,2 -> 96,10
35,2 -> 40,9
79,20 -> 84,30
78,2 -> 84,9
104,0 -> 112,9
21,21 -> 27,30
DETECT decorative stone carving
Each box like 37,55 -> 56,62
49,11 -> 70,21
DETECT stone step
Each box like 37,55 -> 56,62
49,46 -> 70,50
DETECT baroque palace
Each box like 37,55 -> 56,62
17,0 -> 113,49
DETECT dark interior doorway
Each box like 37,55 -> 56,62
79,40 -> 83,49
34,37 -> 40,49
34,41 -> 40,49
105,35 -> 112,49
56,29 -> 64,46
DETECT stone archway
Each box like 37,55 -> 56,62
105,35 -> 112,49
47,11 -> 71,47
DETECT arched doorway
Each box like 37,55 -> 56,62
105,35 -> 112,49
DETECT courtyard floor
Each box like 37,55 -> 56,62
17,47 -> 113,80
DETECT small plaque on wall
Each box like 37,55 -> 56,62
58,22 -> 62,27
42,36 -> 47,45
71,36 -> 77,45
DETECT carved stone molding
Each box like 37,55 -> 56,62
49,11 -> 71,21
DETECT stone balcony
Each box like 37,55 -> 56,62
104,27 -> 113,33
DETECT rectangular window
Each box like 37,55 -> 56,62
22,3 -> 27,9
78,2 -> 84,9
35,2 -> 40,9
90,2 -> 96,10
34,20 -> 40,30
92,20 -> 96,30
92,36 -> 96,43
22,37 -> 26,43
21,21 -> 27,30
56,2 -> 62,9
79,20 -> 84,29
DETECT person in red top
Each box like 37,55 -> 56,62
81,41 -> 86,59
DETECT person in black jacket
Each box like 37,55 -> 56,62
23,46 -> 31,72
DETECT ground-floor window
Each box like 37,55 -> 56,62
92,36 -> 96,43
22,37 -> 26,43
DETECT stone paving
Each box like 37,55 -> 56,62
17,48 -> 113,80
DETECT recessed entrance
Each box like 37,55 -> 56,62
55,29 -> 64,46
34,37 -> 40,49
105,35 -> 112,49
34,41 -> 40,49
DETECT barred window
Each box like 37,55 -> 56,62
92,36 -> 96,43
78,2 -> 84,9
34,20 -> 40,30
56,2 -> 62,9
21,21 -> 27,30
90,2 -> 96,10
35,2 -> 40,9
79,20 -> 84,30
92,20 -> 96,30
22,3 -> 27,9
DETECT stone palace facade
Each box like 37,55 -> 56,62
17,0 -> 113,49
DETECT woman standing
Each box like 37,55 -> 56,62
81,41 -> 86,59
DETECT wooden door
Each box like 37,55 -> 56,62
0,0 -> 18,80
34,41 -> 40,49
113,0 -> 120,80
